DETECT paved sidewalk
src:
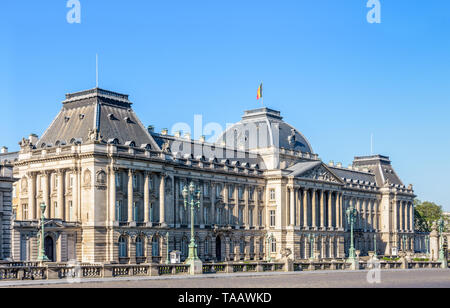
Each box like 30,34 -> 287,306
1,268 -> 449,288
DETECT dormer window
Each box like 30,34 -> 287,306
79,114 -> 85,120
124,117 -> 134,124
125,141 -> 136,148
108,113 -> 118,120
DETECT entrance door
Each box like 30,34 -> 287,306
216,236 -> 222,261
44,236 -> 55,262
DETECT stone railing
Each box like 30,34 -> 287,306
202,262 -> 285,274
0,258 -> 447,282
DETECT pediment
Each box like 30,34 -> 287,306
290,162 -> 343,184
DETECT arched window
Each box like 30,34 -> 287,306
136,237 -> 144,257
119,236 -> 128,258
152,236 -> 160,257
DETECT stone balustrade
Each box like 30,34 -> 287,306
0,258 -> 447,282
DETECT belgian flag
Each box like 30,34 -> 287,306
257,83 -> 263,100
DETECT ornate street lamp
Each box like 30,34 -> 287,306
37,203 -> 49,262
165,232 -> 170,265
182,182 -> 203,274
346,204 -> 357,265
437,218 -> 448,269
373,234 -> 378,258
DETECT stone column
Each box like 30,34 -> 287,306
72,168 -> 79,222
327,191 -> 333,229
409,202 -> 414,232
311,189 -> 317,228
289,186 -> 295,227
127,169 -> 134,223
363,199 -> 367,232
57,169 -> 65,220
42,171 -> 50,218
144,172 -> 150,224
199,182 -> 205,226
109,167 -> 117,223
159,173 -> 166,226
27,172 -> 37,220
319,190 -> 325,228
211,183 -> 216,225
393,199 -> 398,231
367,199 -> 372,231
302,189 -> 308,228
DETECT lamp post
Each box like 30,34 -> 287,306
37,203 -> 49,262
182,182 -> 203,274
165,232 -> 170,265
437,218 -> 447,269
373,234 -> 378,258
346,204 -> 358,269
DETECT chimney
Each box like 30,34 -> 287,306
174,131 -> 181,138
1,146 -> 8,154
199,135 -> 206,143
147,125 -> 155,133
29,134 -> 38,145
161,128 -> 168,135
328,160 -> 334,167
336,162 -> 342,168
184,132 -> 191,140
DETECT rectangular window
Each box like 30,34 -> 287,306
238,208 -> 243,225
270,210 -> 276,227
203,207 -> 208,224
228,186 -> 234,199
271,239 -> 277,253
249,188 -> 254,201
258,209 -> 263,226
133,174 -> 138,190
149,203 -> 153,222
216,184 -> 222,198
115,173 -> 121,189
203,183 -> 210,197
270,189 -> 276,201
69,201 -> 73,221
238,187 -> 244,200
22,204 -> 28,220
54,201 -> 58,218
133,202 -> 139,221
149,176 -> 154,191
228,207 -> 233,225
249,208 -> 254,227
116,201 -> 122,222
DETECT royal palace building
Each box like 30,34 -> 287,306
8,88 -> 418,264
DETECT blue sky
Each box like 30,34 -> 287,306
1,1 -> 449,210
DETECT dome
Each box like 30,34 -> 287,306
216,108 -> 313,153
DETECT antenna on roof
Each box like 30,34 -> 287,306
371,133 -> 374,155
96,53 -> 99,88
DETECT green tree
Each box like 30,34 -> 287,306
414,199 -> 443,232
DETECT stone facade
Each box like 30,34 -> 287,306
0,156 -> 16,261
10,88 -> 418,264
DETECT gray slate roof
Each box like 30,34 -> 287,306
36,88 -> 159,150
